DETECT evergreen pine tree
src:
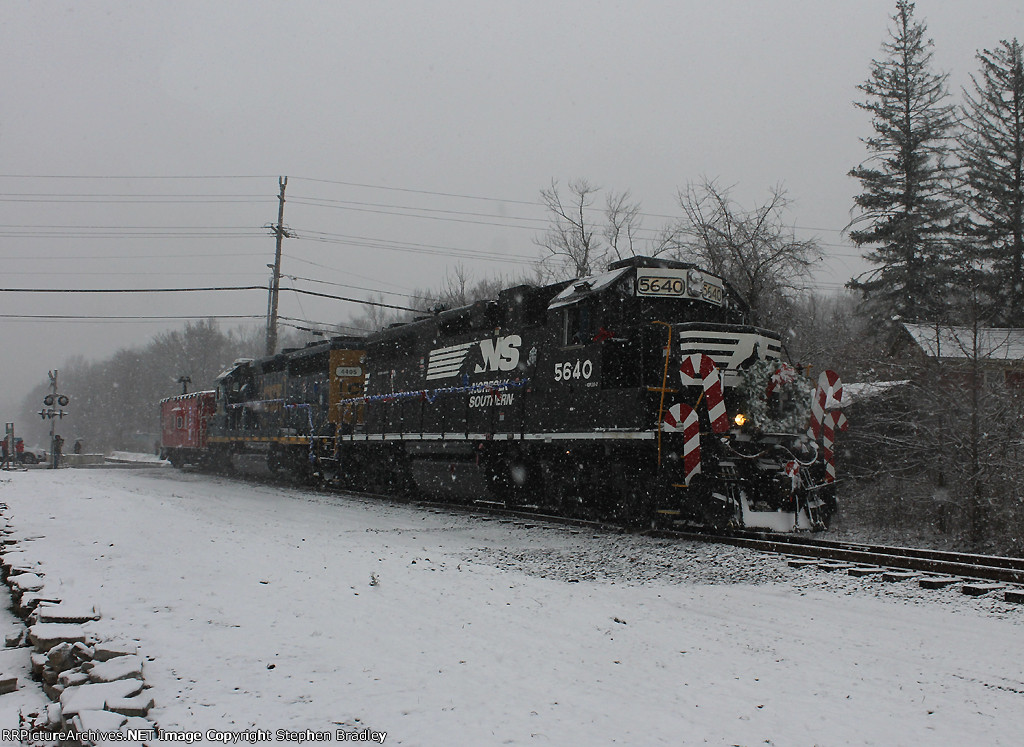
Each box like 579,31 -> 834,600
960,39 -> 1024,325
847,1 -> 959,324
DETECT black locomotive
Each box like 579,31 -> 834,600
162,256 -> 838,531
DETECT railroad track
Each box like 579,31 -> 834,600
416,496 -> 1024,602
183,465 -> 1024,604
659,527 -> 1024,602
419,500 -> 1024,603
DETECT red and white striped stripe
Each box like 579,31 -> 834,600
679,354 -> 729,433
821,410 -> 848,483
807,370 -> 843,440
662,403 -> 701,485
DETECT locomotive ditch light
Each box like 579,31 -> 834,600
687,269 -> 704,296
733,413 -> 748,427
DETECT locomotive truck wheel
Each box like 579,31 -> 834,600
816,485 -> 838,530
702,491 -> 738,531
620,485 -> 655,529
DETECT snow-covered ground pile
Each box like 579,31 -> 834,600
0,468 -> 1022,746
105,452 -> 168,464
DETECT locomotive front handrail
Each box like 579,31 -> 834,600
651,321 -> 673,467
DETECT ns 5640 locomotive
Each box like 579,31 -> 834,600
160,256 -> 845,531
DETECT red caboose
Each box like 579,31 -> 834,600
160,390 -> 216,466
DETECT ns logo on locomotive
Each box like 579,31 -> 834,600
160,257 -> 845,532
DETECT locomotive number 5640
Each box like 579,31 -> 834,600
554,359 -> 593,381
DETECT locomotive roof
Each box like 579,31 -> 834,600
361,255 -> 749,339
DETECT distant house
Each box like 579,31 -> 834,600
901,322 -> 1024,388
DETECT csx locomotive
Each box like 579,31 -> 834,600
160,256 -> 839,531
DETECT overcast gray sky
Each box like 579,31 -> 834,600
2,1 -> 1022,423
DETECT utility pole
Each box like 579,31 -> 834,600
266,175 -> 289,356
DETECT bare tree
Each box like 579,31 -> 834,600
603,189 -> 643,263
439,264 -> 473,309
669,178 -> 822,327
787,291 -> 882,379
535,179 -> 603,279
535,179 -> 673,281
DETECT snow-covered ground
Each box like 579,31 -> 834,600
1,467 -> 1022,746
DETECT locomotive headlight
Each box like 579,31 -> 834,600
733,413 -> 748,427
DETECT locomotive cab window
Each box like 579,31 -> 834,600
562,303 -> 597,346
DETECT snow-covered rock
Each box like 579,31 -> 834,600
8,572 -> 44,593
92,640 -> 137,662
59,679 -> 143,716
84,654 -> 143,683
105,693 -> 154,718
28,622 -> 87,651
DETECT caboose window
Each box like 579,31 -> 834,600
175,416 -> 184,429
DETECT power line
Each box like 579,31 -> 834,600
0,285 -> 265,294
286,286 -> 422,312
0,172 -> 860,235
0,281 -> 424,312
0,196 -> 272,205
288,194 -> 545,226
283,273 -> 437,303
281,253 -> 436,294
0,174 -> 277,180
295,231 -> 534,265
0,313 -> 263,321
277,315 -> 371,335
288,198 -> 545,232
1,270 -> 267,278
0,251 -> 267,260
291,176 -> 541,207
0,230 -> 263,238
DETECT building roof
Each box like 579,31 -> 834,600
903,322 -> 1024,362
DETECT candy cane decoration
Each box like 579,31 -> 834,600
807,370 -> 843,440
821,410 -> 848,483
661,403 -> 701,485
679,354 -> 729,433
765,362 -> 798,397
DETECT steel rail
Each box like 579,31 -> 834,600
660,529 -> 1024,586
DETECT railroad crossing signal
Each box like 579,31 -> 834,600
39,393 -> 70,421
40,371 -> 70,420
